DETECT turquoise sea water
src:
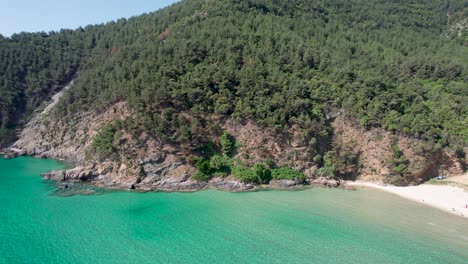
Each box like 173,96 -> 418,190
0,157 -> 467,264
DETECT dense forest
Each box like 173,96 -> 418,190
0,0 -> 467,181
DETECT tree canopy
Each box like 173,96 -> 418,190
0,0 -> 466,150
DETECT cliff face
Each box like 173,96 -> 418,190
13,101 -> 131,163
11,96 -> 466,190
331,115 -> 465,184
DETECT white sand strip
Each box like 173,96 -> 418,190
347,181 -> 468,219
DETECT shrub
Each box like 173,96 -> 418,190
318,166 -> 335,178
209,155 -> 231,172
0,128 -> 8,138
193,172 -> 212,182
220,131 -> 235,156
232,166 -> 258,183
383,174 -> 410,186
390,145 -> 409,176
194,158 -> 213,175
91,124 -> 119,159
253,163 -> 272,184
213,172 -> 229,178
271,167 -> 306,182
264,157 -> 275,168
194,155 -> 233,180
393,164 -> 408,174
313,154 -> 323,165
318,151 -> 336,177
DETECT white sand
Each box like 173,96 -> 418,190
447,173 -> 468,185
348,181 -> 468,219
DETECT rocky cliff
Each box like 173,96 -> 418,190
331,115 -> 465,184
8,92 -> 466,191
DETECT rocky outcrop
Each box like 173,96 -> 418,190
44,166 -> 98,182
269,179 -> 300,188
43,166 -> 257,192
310,178 -> 340,188
0,148 -> 26,159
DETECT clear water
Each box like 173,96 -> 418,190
1,157 -> 467,264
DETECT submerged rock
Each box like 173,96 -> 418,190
50,182 -> 103,197
343,184 -> 357,190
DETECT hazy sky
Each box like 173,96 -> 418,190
0,0 -> 180,36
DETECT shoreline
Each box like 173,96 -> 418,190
3,151 -> 468,218
347,181 -> 468,219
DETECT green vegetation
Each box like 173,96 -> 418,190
194,158 -> 213,175
0,128 -> 13,144
390,145 -> 410,176
232,166 -> 259,183
253,163 -> 272,184
271,167 -> 307,182
209,154 -> 232,173
0,0 -> 466,156
90,124 -> 120,160
318,151 -> 337,178
0,31 -> 83,145
384,144 -> 411,186
192,171 -> 212,182
220,132 -> 235,156
191,133 -> 306,183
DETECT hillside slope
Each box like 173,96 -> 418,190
1,0 -> 467,189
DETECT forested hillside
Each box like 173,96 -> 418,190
61,0 -> 468,147
1,0 -> 467,187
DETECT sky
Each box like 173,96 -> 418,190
0,0 -> 180,36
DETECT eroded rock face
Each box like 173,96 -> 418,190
331,115 -> 466,183
13,100 -> 466,191
13,102 -> 131,163
222,119 -> 319,173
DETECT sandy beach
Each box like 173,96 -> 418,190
348,180 -> 468,219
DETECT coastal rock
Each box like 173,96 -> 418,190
43,170 -> 66,181
150,180 -> 208,192
304,166 -> 319,178
209,178 -> 247,191
139,154 -> 187,184
0,148 -> 26,159
42,166 -> 99,182
311,178 -> 340,188
269,179 -> 298,188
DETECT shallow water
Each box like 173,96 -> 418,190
1,157 -> 467,263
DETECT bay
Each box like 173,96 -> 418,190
1,157 -> 467,263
